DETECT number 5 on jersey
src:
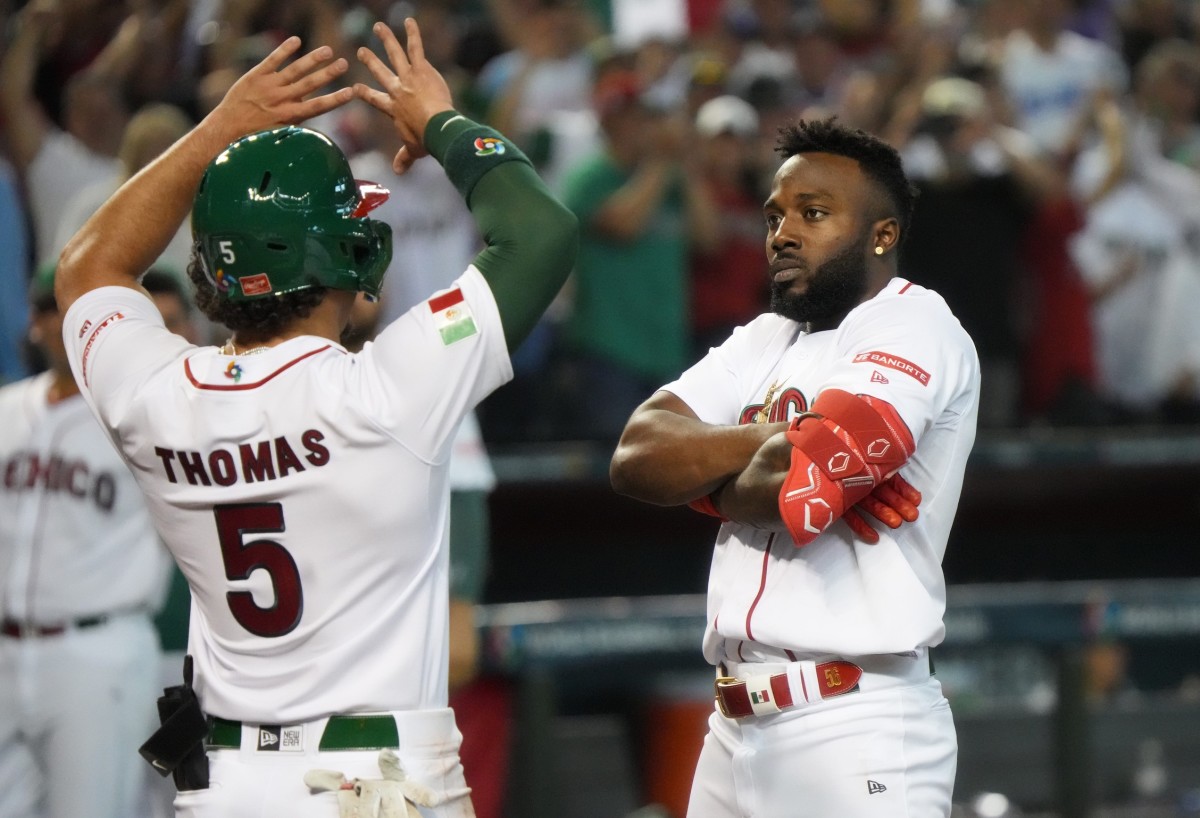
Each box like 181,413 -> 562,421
214,503 -> 303,637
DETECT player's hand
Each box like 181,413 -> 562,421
209,36 -> 352,143
354,18 -> 455,175
843,474 -> 922,544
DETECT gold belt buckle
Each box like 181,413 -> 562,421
714,675 -> 738,718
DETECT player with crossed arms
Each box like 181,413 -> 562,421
611,119 -> 980,817
53,17 -> 576,818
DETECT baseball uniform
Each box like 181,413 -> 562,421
663,278 -> 980,818
0,370 -> 171,818
61,261 -> 510,817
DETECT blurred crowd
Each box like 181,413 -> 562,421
4,0 -> 1200,442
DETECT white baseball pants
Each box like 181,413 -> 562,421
688,661 -> 957,817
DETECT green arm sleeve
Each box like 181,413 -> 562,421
424,111 -> 579,350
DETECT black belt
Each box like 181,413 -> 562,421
0,615 -> 108,638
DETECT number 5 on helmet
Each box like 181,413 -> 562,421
778,389 -> 915,547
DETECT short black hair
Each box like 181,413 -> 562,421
775,118 -> 916,245
186,252 -> 327,340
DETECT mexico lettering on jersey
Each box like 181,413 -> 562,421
59,267 -> 513,724
661,278 -> 981,664
0,372 -> 168,623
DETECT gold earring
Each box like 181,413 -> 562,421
874,246 -> 884,255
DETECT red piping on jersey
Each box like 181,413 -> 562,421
184,346 -> 332,391
744,533 -> 775,642
898,281 -> 914,294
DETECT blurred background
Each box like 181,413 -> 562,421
3,0 -> 1200,816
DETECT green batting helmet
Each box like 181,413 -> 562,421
192,126 -> 392,301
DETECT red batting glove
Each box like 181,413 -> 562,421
843,474 -> 922,544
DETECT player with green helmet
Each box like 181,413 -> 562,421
53,19 -> 577,818
192,125 -> 393,302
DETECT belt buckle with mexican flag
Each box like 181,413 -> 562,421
428,287 -> 478,345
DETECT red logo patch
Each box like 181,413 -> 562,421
852,351 -> 930,386
239,274 -> 272,296
870,370 -> 888,384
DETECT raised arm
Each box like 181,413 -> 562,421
354,20 -> 577,350
55,38 -> 353,312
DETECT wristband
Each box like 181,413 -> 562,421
424,111 -> 532,203
688,494 -> 729,521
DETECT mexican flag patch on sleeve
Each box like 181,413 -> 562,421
428,287 -> 478,345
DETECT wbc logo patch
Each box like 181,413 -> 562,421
428,287 -> 478,345
474,137 -> 506,157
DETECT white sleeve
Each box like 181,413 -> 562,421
821,291 -> 979,445
352,265 -> 513,454
61,286 -> 192,431
661,316 -> 794,424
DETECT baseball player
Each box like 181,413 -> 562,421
53,18 -> 576,818
0,264 -> 171,818
611,119 -> 980,818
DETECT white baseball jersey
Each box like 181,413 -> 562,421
663,278 -> 980,666
0,371 -> 169,622
62,266 -> 511,724
347,150 -> 496,493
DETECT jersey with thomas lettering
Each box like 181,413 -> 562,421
0,372 -> 169,622
62,266 -> 511,724
662,278 -> 980,665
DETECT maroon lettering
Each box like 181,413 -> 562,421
274,437 -> 305,477
93,472 -> 115,512
239,441 -> 276,483
25,454 -> 50,489
155,447 -> 179,483
3,458 -> 17,489
209,449 -> 237,486
67,462 -> 88,497
776,388 -> 808,424
301,429 -> 329,467
178,450 -> 212,486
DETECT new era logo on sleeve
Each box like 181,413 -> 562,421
852,351 -> 930,386
428,288 -> 478,345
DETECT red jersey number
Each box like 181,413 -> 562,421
214,503 -> 303,637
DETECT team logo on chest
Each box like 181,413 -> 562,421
740,380 -> 808,426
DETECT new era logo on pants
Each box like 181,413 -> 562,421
868,780 -> 887,794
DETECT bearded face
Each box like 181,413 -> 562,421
769,225 -> 872,328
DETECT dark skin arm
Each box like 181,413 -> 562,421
609,391 -> 786,507
611,392 -> 921,541
711,431 -> 793,530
